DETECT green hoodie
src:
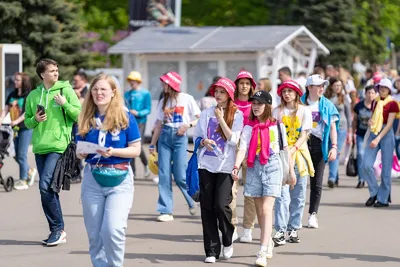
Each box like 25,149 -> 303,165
24,81 -> 81,154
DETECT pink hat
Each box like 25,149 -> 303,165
372,72 -> 383,84
234,70 -> 257,89
277,80 -> 303,97
210,77 -> 236,100
160,72 -> 182,92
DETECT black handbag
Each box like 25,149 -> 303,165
346,144 -> 358,177
51,88 -> 81,192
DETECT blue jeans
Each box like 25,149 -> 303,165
157,126 -> 194,214
328,128 -> 347,182
392,119 -> 400,159
362,128 -> 395,204
356,135 -> 366,182
14,128 -> 32,180
81,165 -> 134,267
35,153 -> 64,232
274,166 -> 308,231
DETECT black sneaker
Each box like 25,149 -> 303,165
287,230 -> 300,243
272,230 -> 286,246
328,180 -> 335,188
356,181 -> 365,188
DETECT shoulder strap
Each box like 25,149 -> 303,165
276,121 -> 284,151
60,88 -> 67,125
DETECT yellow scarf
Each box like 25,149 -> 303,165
370,95 -> 395,135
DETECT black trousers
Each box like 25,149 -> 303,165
308,135 -> 326,214
199,169 -> 234,258
130,123 -> 148,175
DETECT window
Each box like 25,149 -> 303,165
186,61 -> 218,100
226,61 -> 257,82
147,61 -> 179,100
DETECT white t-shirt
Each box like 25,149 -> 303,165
156,93 -> 201,128
239,122 -> 288,155
307,99 -> 338,140
272,105 -> 312,146
195,107 -> 244,173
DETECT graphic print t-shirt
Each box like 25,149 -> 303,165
354,101 -> 372,137
6,90 -> 27,130
307,99 -> 338,140
204,117 -> 226,157
156,93 -> 201,128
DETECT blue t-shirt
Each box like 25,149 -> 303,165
76,113 -> 141,164
124,88 -> 152,124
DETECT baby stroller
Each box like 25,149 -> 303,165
0,125 -> 15,192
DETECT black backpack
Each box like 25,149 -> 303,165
51,88 -> 81,192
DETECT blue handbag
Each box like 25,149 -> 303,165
186,137 -> 203,202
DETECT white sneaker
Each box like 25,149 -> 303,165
255,250 -> 268,267
27,168 -> 37,186
204,256 -> 216,263
14,180 -> 29,190
189,204 -> 198,216
266,239 -> 274,259
240,228 -> 253,243
222,245 -> 233,259
157,214 -> 174,222
308,212 -> 319,229
152,176 -> 159,184
272,230 -> 286,246
144,166 -> 151,178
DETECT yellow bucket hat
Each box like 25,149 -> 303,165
126,71 -> 142,83
148,152 -> 159,175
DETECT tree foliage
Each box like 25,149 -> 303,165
0,0 -> 91,83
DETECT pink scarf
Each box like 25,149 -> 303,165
247,120 -> 276,168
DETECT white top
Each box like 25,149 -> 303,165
156,93 -> 201,128
307,98 -> 338,140
272,105 -> 312,146
239,122 -> 288,155
195,107 -> 244,173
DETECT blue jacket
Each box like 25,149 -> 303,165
124,88 -> 152,124
301,94 -> 340,162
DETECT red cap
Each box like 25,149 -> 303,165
210,77 -> 236,100
160,72 -> 182,92
277,80 -> 303,96
234,70 -> 257,89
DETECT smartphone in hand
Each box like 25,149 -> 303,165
37,104 -> 45,115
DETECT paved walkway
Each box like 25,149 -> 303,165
1,146 -> 400,267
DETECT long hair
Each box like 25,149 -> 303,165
249,103 -> 276,123
78,74 -> 128,136
216,99 -> 237,141
234,78 -> 255,100
15,72 -> 32,96
258,78 -> 271,92
162,86 -> 179,110
324,78 -> 344,105
279,92 -> 303,122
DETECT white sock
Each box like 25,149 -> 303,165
260,245 -> 268,252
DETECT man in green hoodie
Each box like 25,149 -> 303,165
24,58 -> 81,246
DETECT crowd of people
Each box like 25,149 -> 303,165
4,57 -> 400,267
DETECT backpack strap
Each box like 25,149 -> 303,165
276,121 -> 284,151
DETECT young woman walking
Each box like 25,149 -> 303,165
362,78 -> 399,207
77,74 -> 141,267
149,72 -> 201,222
272,80 -> 314,246
195,77 -> 244,263
232,90 -> 286,267
301,74 -> 339,229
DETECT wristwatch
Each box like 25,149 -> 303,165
189,123 -> 193,128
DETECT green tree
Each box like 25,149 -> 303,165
182,0 -> 270,26
289,0 -> 357,67
0,0 -> 91,84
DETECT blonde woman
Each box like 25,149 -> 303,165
76,74 -> 141,267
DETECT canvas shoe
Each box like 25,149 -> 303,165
14,180 -> 29,190
308,212 -> 319,229
157,214 -> 174,222
239,228 -> 252,243
204,256 -> 216,263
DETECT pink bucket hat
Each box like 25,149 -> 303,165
210,77 -> 236,100
234,70 -> 257,89
372,72 -> 383,84
277,80 -> 303,97
160,72 -> 182,92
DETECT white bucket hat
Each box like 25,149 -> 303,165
374,78 -> 392,91
305,74 -> 329,87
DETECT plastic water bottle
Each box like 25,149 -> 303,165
212,144 -> 225,160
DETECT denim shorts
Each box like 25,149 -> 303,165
244,154 -> 283,198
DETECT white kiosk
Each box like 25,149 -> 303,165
109,25 -> 329,137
